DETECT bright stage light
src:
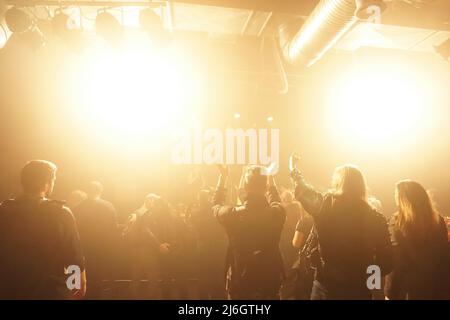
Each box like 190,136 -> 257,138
78,42 -> 191,150
326,62 -> 434,150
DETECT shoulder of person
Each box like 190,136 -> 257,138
269,202 -> 287,221
42,199 -> 67,208
269,201 -> 285,211
218,204 -> 243,218
364,204 -> 391,229
0,199 -> 20,215
42,200 -> 74,217
0,199 -> 20,208
212,202 -> 234,211
318,192 -> 335,210
102,199 -> 116,210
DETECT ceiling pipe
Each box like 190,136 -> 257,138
279,0 -> 387,68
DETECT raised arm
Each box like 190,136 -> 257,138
212,165 -> 236,228
289,153 -> 324,216
213,164 -> 228,206
237,165 -> 247,204
266,173 -> 282,204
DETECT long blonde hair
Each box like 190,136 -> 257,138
395,180 -> 441,239
331,164 -> 367,201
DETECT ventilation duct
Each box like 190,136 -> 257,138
279,0 -> 387,67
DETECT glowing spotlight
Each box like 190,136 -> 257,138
234,113 -> 241,119
78,45 -> 190,149
327,63 -> 433,149
267,116 -> 274,123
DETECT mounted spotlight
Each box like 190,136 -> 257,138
95,10 -> 123,47
52,10 -> 71,38
52,9 -> 84,52
434,38 -> 450,61
139,8 -> 171,47
355,0 -> 387,20
139,9 -> 163,33
4,7 -> 45,51
5,7 -> 32,33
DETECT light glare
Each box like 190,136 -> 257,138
327,63 -> 433,150
79,44 -> 189,149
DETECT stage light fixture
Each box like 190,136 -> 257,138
139,8 -> 163,33
51,10 -> 84,52
139,8 -> 171,47
4,7 -> 45,51
95,11 -> 123,47
52,11 -> 70,37
4,7 -> 32,33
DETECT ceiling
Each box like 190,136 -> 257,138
2,0 -> 449,53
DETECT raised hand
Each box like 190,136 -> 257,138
217,164 -> 229,177
289,152 -> 301,172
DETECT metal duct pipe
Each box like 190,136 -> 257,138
279,0 -> 386,67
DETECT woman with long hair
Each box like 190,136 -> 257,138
385,180 -> 449,300
289,154 -> 393,299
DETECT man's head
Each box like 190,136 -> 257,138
144,193 -> 161,210
86,181 -> 103,200
21,160 -> 57,197
244,165 -> 268,196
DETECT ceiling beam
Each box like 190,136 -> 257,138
4,0 -> 320,15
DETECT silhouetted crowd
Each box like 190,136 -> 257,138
0,158 -> 449,300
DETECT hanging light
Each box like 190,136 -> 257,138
4,7 -> 32,33
95,10 -> 123,47
51,9 -> 84,52
4,7 -> 45,51
139,8 -> 171,47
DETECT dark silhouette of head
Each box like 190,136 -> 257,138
86,181 -> 103,200
244,165 -> 268,196
21,160 -> 57,197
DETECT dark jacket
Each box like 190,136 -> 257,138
293,172 -> 393,299
74,198 -> 118,277
213,186 -> 286,299
0,197 -> 85,299
385,215 -> 450,300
